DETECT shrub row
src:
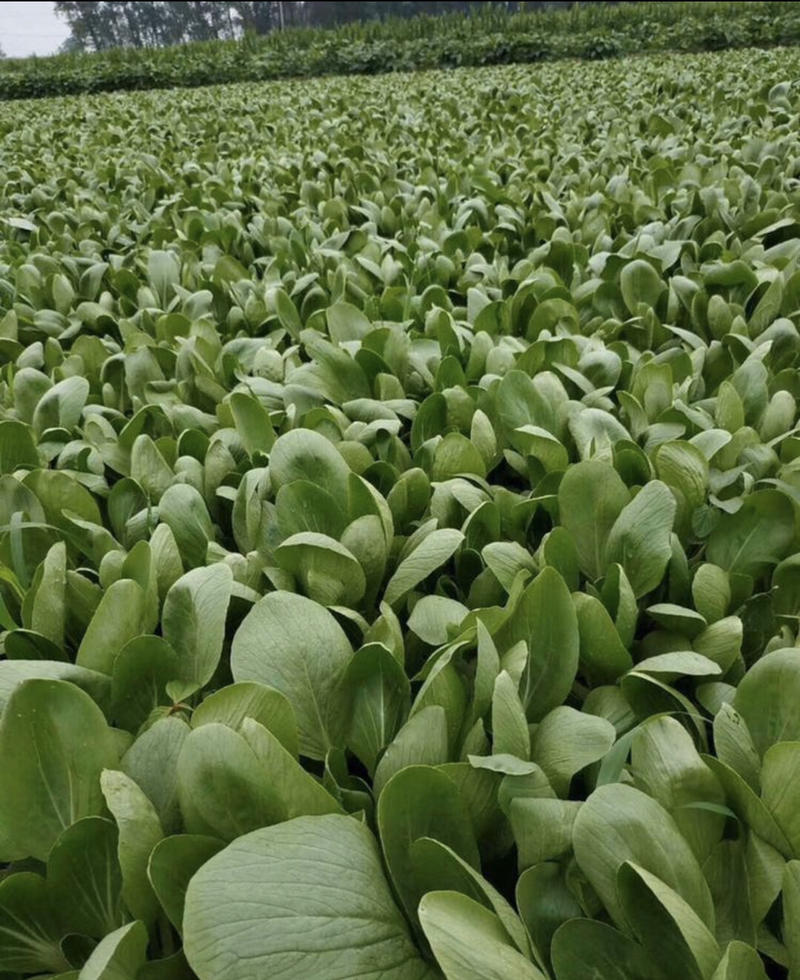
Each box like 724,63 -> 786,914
0,2 -> 798,101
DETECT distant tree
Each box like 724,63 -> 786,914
53,0 -> 550,51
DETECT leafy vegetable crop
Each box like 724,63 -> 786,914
1,44 -> 800,979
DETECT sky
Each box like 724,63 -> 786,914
0,1 -> 70,59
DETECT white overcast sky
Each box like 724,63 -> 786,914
1,2 -> 70,58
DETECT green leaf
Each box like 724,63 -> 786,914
494,567 -> 579,721
192,681 -> 298,757
419,891 -> 545,980
345,643 -> 410,774
784,862 -> 800,980
617,862 -> 721,980
710,942 -> 768,980
231,591 -> 353,759
111,635 -> 179,732
530,706 -> 615,796
0,659 -> 111,715
274,531 -> 366,607
557,460 -> 629,581
573,592 -> 633,684
551,918 -> 657,980
147,835 -> 224,934
383,528 -> 464,607
239,717 -> 342,819
707,490 -> 795,578
100,769 -> 164,925
516,864 -> 582,975
408,596 -> 469,646
0,419 -> 40,473
621,259 -> 666,313
176,723 -> 281,840
158,484 -> 215,569
410,837 -> 530,955
760,742 -> 800,855
373,705 -> 449,798
184,815 -> 434,980
0,679 -> 118,861
76,579 -> 145,674
78,921 -> 148,980
162,564 -> 233,701
378,765 -> 479,935
733,647 -> 800,755
0,872 -> 70,974
572,783 -> 714,929
47,817 -> 122,939
605,481 -> 676,598
511,798 -> 581,868
268,428 -> 351,501
121,717 -> 188,835
492,670 -> 530,759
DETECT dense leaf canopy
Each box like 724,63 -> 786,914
0,41 -> 799,980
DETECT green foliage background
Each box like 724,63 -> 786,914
0,1 -> 797,100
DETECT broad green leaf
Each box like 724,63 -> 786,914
492,669 -> 530,759
378,765 -> 479,934
0,659 -> 110,715
268,428 -> 351,500
383,528 -> 464,607
573,592 -> 633,683
419,891 -> 545,980
373,705 -> 449,798
274,531 -> 366,607
345,643 -> 410,774
784,862 -> 800,980
184,815 -> 434,980
550,917 -> 657,980
239,718 -> 342,818
76,579 -> 145,674
710,942 -> 768,980
410,837 -> 530,955
176,723 -> 281,840
162,564 -> 232,701
0,679 -> 118,861
707,490 -> 795,578
617,862 -> 721,980
572,783 -> 714,929
760,742 -> 800,854
121,717 -> 189,835
47,817 -> 122,939
621,259 -> 666,313
147,835 -> 224,934
78,921 -> 148,980
733,648 -> 800,755
231,591 -> 353,759
192,681 -> 298,757
110,635 -> 179,732
530,706 -> 615,796
605,481 -> 676,598
0,872 -> 70,974
408,595 -> 469,646
557,460 -> 629,581
494,567 -> 579,721
511,798 -> 581,868
100,769 -> 164,925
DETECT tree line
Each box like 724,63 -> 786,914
53,2 -> 574,52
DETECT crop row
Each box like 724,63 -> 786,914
0,1 -> 798,101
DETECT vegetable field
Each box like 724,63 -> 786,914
1,43 -> 800,980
